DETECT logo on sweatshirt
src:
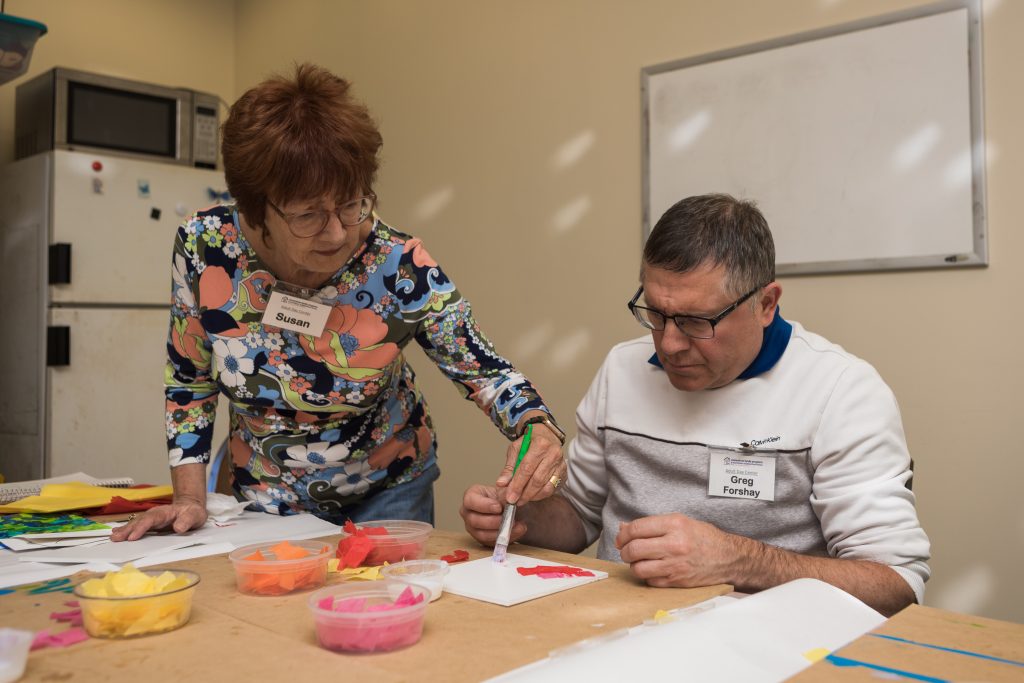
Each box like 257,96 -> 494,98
741,435 -> 781,448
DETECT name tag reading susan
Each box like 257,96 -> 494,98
262,282 -> 331,337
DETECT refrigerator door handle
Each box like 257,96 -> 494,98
47,325 -> 70,366
48,243 -> 72,284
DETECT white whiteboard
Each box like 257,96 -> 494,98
642,0 -> 987,275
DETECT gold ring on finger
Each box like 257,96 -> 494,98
549,475 -> 561,489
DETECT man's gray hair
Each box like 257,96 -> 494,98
642,194 -> 776,295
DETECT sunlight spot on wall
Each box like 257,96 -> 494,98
413,186 -> 455,221
551,130 -> 595,170
668,110 -> 711,152
548,329 -> 591,371
930,564 -> 995,615
892,123 -> 941,170
551,196 -> 592,234
511,322 -> 554,361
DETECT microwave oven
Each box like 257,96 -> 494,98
15,67 -> 219,168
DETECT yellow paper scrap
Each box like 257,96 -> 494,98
0,481 -> 174,513
803,647 -> 831,662
651,609 -> 675,624
327,561 -> 388,581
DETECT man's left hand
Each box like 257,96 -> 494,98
615,513 -> 744,588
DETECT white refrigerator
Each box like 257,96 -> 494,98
0,150 -> 228,485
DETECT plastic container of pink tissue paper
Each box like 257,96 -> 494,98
307,580 -> 429,653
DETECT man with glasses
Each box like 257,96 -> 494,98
460,194 -> 929,616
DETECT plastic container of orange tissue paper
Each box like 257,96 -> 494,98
73,566 -> 200,639
229,539 -> 332,596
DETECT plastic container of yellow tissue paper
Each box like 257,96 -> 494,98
73,565 -> 200,638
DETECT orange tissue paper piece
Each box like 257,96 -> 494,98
270,540 -> 312,561
244,549 -> 267,562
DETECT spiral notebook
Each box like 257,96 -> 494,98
0,472 -> 134,504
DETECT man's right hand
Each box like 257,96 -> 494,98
109,498 -> 208,542
459,484 -> 527,547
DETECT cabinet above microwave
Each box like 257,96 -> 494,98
15,67 -> 219,169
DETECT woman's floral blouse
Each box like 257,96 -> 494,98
165,205 -> 551,521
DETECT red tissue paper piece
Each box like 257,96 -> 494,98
336,520 -> 389,569
440,549 -> 470,563
336,520 -> 423,567
31,627 -> 89,651
516,565 -> 595,579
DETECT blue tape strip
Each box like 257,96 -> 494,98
868,633 -> 1024,667
825,654 -> 950,682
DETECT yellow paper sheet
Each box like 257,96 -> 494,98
0,481 -> 174,513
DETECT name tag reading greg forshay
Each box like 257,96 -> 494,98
263,290 -> 331,337
707,448 -> 777,501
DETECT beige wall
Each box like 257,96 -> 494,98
4,0 -> 1019,622
0,0 -> 236,164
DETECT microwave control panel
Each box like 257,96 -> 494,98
192,93 -> 220,169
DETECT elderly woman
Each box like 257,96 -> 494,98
113,64 -> 565,540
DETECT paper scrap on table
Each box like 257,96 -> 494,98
30,628 -> 89,650
444,553 -> 607,607
327,559 -> 386,580
440,549 -> 470,563
206,493 -> 250,522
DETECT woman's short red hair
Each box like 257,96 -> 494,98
222,63 -> 383,231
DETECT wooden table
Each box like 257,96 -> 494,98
2,530 -> 732,682
790,603 -> 1024,682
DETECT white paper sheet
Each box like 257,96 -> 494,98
15,526 -> 117,540
0,511 -> 339,588
2,537 -> 109,551
487,579 -> 886,683
444,553 -> 608,607
0,561 -> 121,590
133,542 -> 236,568
16,534 -> 199,564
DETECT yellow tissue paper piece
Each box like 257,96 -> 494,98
803,647 -> 831,662
0,481 -> 174,513
329,562 -> 388,581
652,609 -> 675,624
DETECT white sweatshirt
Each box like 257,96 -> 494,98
561,321 -> 931,602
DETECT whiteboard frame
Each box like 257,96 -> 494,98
640,0 -> 987,276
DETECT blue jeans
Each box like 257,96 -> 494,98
343,465 -> 439,525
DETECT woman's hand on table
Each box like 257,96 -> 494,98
109,497 -> 208,542
459,484 -> 527,547
496,422 -> 566,505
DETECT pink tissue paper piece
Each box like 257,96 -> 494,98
31,627 -> 89,651
50,606 -> 84,627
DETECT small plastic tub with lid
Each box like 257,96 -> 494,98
381,559 -> 450,602
308,580 -> 430,653
228,539 -> 331,596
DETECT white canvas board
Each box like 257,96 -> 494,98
488,579 -> 885,682
444,554 -> 608,607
